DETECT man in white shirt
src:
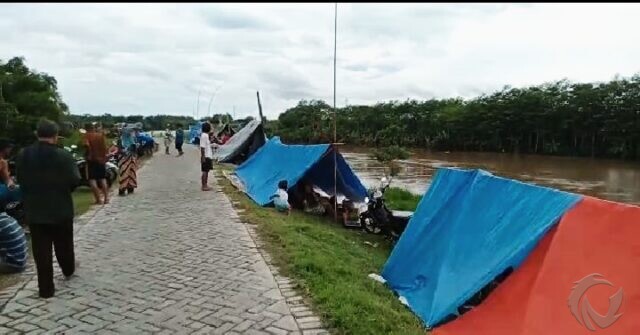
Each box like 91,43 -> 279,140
199,122 -> 214,191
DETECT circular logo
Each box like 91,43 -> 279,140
568,273 -> 624,331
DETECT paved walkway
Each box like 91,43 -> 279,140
0,150 -> 326,334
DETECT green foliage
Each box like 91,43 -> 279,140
385,187 -> 421,211
275,76 -> 640,160
1,57 -> 68,147
372,145 -> 410,162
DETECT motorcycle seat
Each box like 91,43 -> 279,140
391,210 -> 413,219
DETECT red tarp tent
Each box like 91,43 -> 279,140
435,197 -> 640,335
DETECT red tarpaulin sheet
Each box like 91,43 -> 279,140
435,197 -> 640,335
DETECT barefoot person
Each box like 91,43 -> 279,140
82,123 -> 109,204
16,119 -> 81,298
200,122 -> 214,191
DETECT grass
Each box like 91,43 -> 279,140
385,188 -> 422,211
217,168 -> 426,335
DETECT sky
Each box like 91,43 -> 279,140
2,3 -> 640,119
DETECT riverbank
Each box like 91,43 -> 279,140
216,167 -> 426,334
343,148 -> 640,205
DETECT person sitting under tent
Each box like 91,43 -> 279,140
290,178 -> 356,223
219,131 -> 232,145
270,180 -> 291,215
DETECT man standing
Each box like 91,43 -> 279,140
175,124 -> 184,156
164,127 -> 173,155
83,123 -> 109,205
16,119 -> 81,298
200,122 -> 214,191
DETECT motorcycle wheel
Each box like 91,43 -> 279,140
106,168 -> 117,187
362,216 -> 383,235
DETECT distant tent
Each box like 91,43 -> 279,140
235,137 -> 367,206
381,168 -> 580,327
214,119 -> 266,164
189,122 -> 203,144
434,196 -> 640,335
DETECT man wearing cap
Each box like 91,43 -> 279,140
16,119 -> 81,298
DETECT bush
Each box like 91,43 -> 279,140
371,145 -> 410,162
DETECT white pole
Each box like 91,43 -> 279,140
333,2 -> 338,222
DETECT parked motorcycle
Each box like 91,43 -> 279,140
359,177 -> 413,241
1,173 -> 26,233
64,145 -> 119,187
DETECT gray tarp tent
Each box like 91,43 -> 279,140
213,119 -> 267,164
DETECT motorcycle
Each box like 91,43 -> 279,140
359,177 -> 413,241
1,170 -> 26,232
64,145 -> 119,187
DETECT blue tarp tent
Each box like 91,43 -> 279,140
382,168 -> 580,327
136,132 -> 155,149
189,122 -> 203,144
235,137 -> 368,206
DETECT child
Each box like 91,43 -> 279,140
271,180 -> 291,215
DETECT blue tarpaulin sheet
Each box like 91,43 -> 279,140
381,168 -> 581,327
189,122 -> 203,144
235,137 -> 367,206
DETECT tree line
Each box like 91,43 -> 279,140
1,57 -> 69,146
273,76 -> 640,160
0,56 -> 198,147
67,114 -> 196,132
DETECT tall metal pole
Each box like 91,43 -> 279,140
196,90 -> 201,120
333,3 -> 338,222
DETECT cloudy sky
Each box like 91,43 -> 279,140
2,3 -> 640,119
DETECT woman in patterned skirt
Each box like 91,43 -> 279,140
117,126 -> 138,196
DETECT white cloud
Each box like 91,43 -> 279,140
2,3 -> 640,119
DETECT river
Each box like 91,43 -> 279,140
341,148 -> 640,205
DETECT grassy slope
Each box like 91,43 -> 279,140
217,169 -> 426,335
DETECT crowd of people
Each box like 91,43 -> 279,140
0,119 -> 152,298
1,119 -> 240,297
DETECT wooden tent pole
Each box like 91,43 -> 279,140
257,91 -> 264,125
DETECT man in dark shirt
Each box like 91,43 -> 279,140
175,124 -> 184,156
16,119 -> 81,298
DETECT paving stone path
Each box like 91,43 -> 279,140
0,151 -> 327,334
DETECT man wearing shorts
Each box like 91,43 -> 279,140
200,122 -> 214,191
83,123 -> 109,204
175,124 -> 185,156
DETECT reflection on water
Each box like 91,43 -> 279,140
342,147 -> 640,205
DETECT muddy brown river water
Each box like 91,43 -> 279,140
342,147 -> 640,205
